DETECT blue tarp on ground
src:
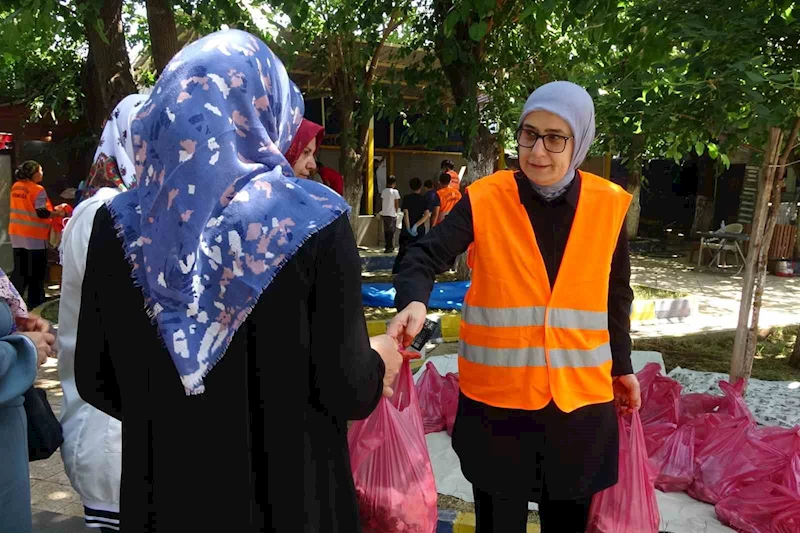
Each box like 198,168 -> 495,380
362,281 -> 470,310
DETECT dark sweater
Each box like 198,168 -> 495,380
76,207 -> 384,532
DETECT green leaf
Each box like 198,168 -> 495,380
720,154 -> 731,169
468,21 -> 489,42
745,71 -> 765,83
94,18 -> 110,46
519,3 -> 537,22
444,11 -> 460,37
695,141 -> 705,156
770,73 -> 791,82
708,143 -> 719,160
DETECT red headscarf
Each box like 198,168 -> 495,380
284,119 -> 324,168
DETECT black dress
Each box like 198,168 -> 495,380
394,172 -> 634,502
75,207 -> 385,532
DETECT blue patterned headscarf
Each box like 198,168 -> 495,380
108,30 -> 349,395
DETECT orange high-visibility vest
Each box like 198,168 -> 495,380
459,170 -> 632,413
447,169 -> 460,190
9,180 -> 52,240
435,187 -> 462,225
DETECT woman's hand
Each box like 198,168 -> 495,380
15,315 -> 52,334
21,331 -> 56,367
369,334 -> 403,397
612,374 -> 641,415
387,301 -> 427,348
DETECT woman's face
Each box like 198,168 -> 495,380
292,138 -> 318,179
518,110 -> 574,187
33,166 -> 44,183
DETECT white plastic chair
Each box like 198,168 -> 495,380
704,223 -> 744,267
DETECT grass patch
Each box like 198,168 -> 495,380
634,325 -> 800,382
632,285 -> 687,300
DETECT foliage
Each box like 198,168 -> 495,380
0,1 -> 86,122
588,0 -> 800,166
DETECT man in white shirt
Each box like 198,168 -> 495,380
380,175 -> 401,253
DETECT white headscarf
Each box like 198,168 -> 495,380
518,81 -> 596,199
78,94 -> 146,201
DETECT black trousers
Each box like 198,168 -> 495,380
381,216 -> 396,251
473,486 -> 592,533
10,248 -> 47,309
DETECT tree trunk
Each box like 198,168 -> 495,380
731,117 -> 800,383
454,123 -> 497,280
730,128 -> 782,383
790,335 -> 800,369
743,118 -> 800,371
145,0 -> 180,77
625,134 -> 645,239
692,195 -> 715,235
82,0 -> 136,126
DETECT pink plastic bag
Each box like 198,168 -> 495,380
416,361 -> 446,434
587,411 -> 660,533
679,379 -> 752,426
643,421 -> 678,458
690,416 -> 789,504
349,360 -> 438,533
715,481 -> 800,533
636,363 -> 682,426
649,424 -> 695,492
441,373 -> 459,436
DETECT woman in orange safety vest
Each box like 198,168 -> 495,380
390,81 -> 641,533
8,161 -> 65,308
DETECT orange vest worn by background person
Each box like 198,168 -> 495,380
435,187 -> 462,225
459,170 -> 632,413
9,180 -> 52,240
447,169 -> 460,190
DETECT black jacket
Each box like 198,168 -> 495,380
394,172 -> 633,500
76,207 -> 384,532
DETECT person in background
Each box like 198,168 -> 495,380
73,30 -> 402,532
442,159 -> 460,190
0,268 -> 56,533
8,161 -> 66,309
316,160 -> 344,196
390,81 -> 639,533
434,172 -> 462,226
58,94 -> 146,533
285,118 -> 324,179
423,179 -> 440,234
393,178 -> 430,274
380,175 -> 401,253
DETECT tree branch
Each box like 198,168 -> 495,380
364,10 -> 404,92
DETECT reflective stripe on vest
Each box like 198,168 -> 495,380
9,181 -> 51,239
459,340 -> 612,368
458,170 -> 632,413
463,305 -> 608,330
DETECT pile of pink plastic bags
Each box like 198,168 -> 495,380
634,362 -> 800,533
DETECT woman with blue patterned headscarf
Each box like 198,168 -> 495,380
73,29 -> 402,532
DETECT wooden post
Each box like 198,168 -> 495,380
388,121 -> 395,177
365,116 -> 375,215
320,97 -> 326,129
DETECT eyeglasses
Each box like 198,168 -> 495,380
516,128 -> 573,153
